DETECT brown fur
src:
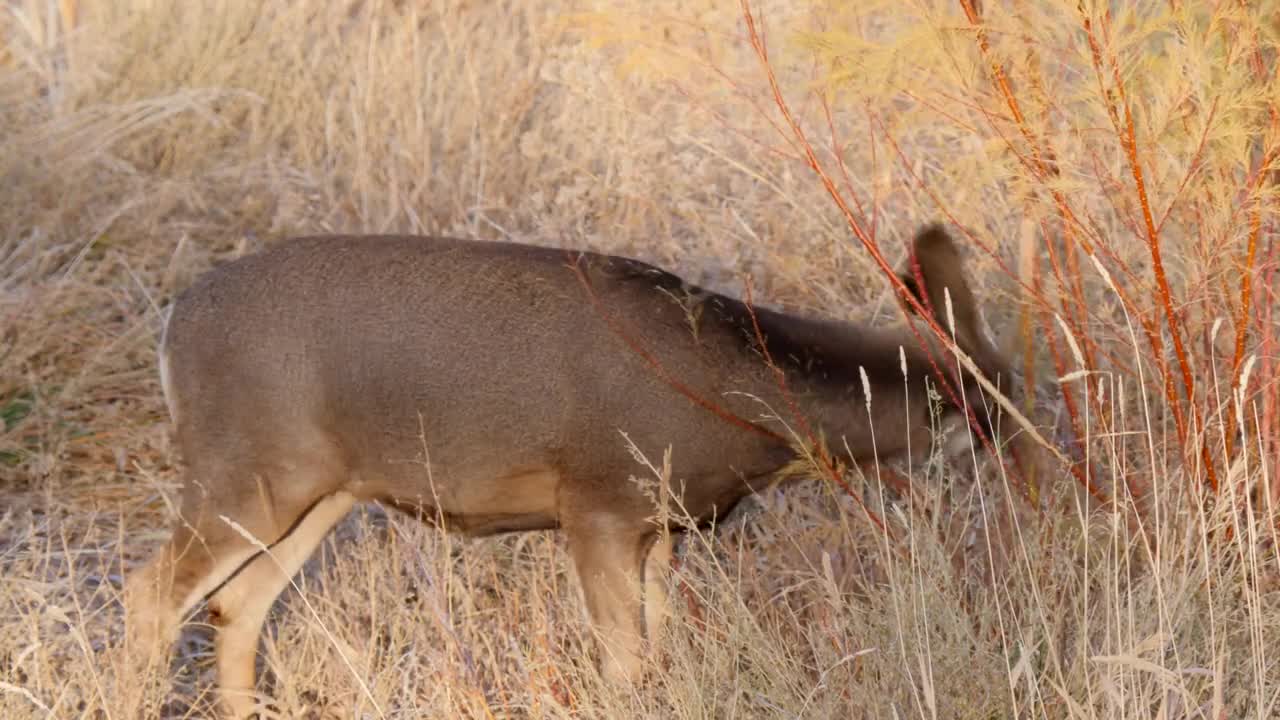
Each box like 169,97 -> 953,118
123,224 -> 1018,717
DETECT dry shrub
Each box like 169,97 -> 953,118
1,0 -> 1276,718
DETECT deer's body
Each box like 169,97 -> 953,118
125,227 -> 1012,717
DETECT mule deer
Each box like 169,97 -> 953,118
124,224 -> 1018,717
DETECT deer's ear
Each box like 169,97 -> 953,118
896,223 -> 955,316
910,224 -> 980,339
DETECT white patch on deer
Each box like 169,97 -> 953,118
157,304 -> 179,424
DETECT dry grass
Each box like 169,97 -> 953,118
1,0 -> 1277,717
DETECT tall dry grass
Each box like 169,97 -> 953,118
1,0 -> 1276,717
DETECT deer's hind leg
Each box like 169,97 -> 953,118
207,489 -> 356,718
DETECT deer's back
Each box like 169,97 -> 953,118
161,236 -> 797,525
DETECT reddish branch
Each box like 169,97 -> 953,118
739,0 -> 1048,508
740,279 -> 892,537
1075,5 -> 1224,493
566,252 -> 784,443
952,0 -> 1116,505
1224,199 -> 1262,461
1114,60 -> 1217,491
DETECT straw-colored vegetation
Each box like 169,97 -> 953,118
2,0 -> 1277,717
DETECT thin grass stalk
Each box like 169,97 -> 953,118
1259,240 -> 1280,511
740,277 -> 892,538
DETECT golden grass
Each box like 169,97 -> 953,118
1,0 -> 1277,717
